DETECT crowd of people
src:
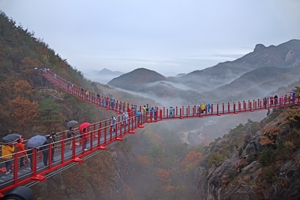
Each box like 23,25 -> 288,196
1,132 -> 57,174
1,87 -> 300,175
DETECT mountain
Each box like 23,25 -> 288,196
202,65 -> 300,103
96,68 -> 123,76
84,68 -> 124,84
178,39 -> 300,91
108,68 -> 166,91
107,40 -> 300,105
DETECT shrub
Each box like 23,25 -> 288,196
258,148 -> 276,166
207,153 -> 225,167
263,166 -> 276,183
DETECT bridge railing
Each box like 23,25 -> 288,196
0,111 -> 150,193
44,69 -> 300,120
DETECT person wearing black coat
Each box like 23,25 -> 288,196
40,133 -> 56,166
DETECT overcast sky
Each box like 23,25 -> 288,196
0,0 -> 299,76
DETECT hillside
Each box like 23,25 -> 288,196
202,65 -> 300,103
195,99 -> 300,199
108,68 -> 166,90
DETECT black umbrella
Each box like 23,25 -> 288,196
2,133 -> 22,143
27,135 -> 47,148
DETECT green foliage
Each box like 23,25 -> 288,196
207,153 -> 225,167
258,148 -> 276,166
263,166 -> 276,183
247,153 -> 255,163
36,97 -> 64,131
148,144 -> 165,159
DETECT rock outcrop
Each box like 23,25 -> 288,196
195,106 -> 300,200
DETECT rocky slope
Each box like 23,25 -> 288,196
195,103 -> 300,200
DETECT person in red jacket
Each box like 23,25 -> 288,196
82,128 -> 88,151
16,138 -> 27,168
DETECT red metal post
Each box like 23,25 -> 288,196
32,148 -> 38,177
61,140 -> 65,164
49,144 -> 53,168
222,103 -> 224,114
228,103 -> 230,113
13,153 -> 19,184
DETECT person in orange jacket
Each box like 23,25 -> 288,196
2,143 -> 15,174
16,138 -> 26,168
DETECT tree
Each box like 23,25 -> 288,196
13,79 -> 34,99
37,98 -> 64,132
180,151 -> 202,166
10,96 -> 39,134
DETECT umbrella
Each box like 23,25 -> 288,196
2,133 -> 22,143
67,120 -> 78,127
27,135 -> 47,148
78,122 -> 91,131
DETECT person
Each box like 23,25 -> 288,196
103,97 -> 107,107
110,116 -> 116,132
1,143 -> 15,174
151,107 -> 157,120
206,103 -> 211,113
274,95 -> 278,105
82,128 -> 88,151
111,98 -> 115,109
136,110 -> 142,123
127,107 -> 132,118
27,148 -> 33,170
263,97 -> 267,108
169,107 -> 173,117
200,103 -> 205,113
122,112 -> 127,126
270,96 -> 274,105
67,127 -> 75,150
40,137 -> 50,167
49,132 -> 57,155
16,138 -> 26,168
124,112 -> 129,126
284,94 -> 288,103
41,133 -> 56,166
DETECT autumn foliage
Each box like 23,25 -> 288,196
181,151 -> 202,166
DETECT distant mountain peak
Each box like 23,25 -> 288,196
254,44 -> 266,52
108,67 -> 166,91
96,68 -> 123,76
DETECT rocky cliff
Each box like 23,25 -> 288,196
195,104 -> 300,200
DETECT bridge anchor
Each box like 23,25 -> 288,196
98,146 -> 107,150
31,174 -> 46,182
128,130 -> 135,134
72,157 -> 83,162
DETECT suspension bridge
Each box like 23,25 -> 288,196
0,69 -> 298,197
